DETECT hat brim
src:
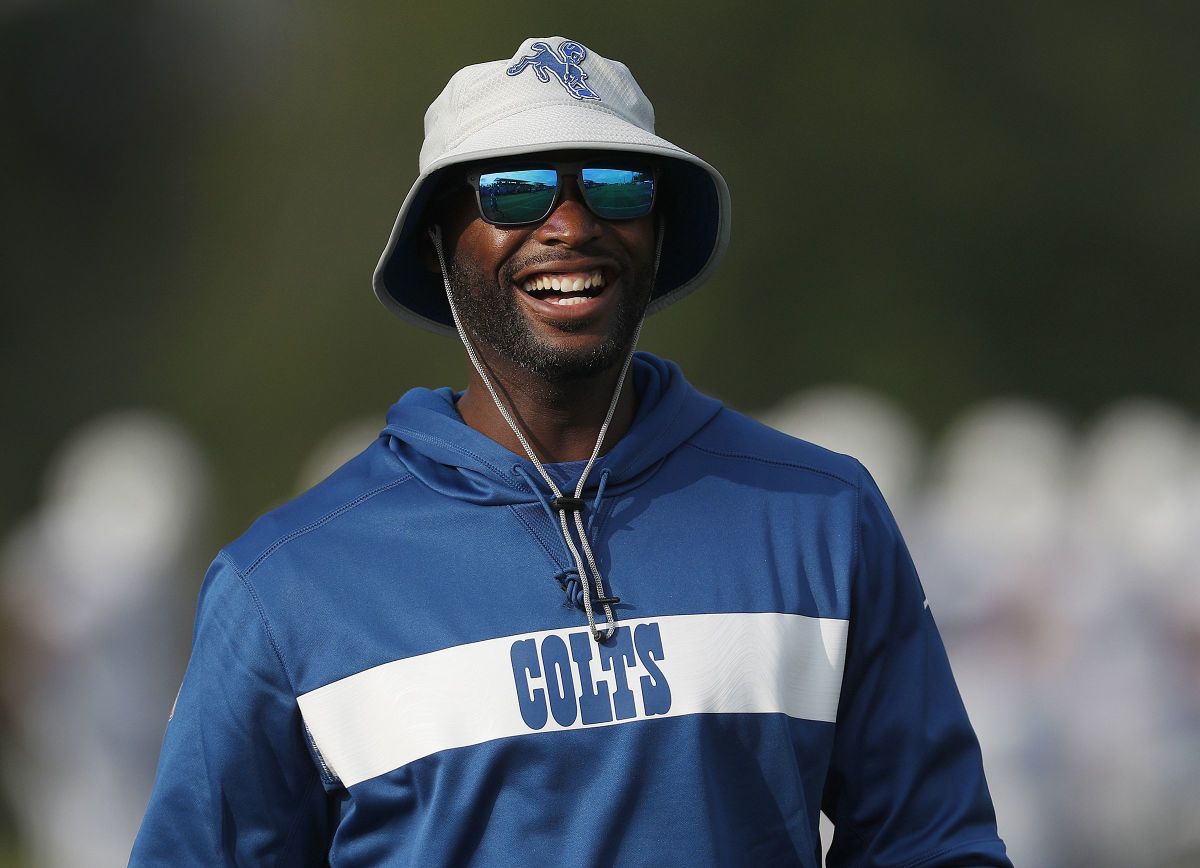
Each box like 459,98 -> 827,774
372,102 -> 731,336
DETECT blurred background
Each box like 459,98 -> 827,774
2,2 -> 1197,865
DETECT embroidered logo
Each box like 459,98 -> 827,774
506,40 -> 601,102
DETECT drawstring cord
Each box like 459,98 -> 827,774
524,466 -> 610,610
429,222 -> 663,642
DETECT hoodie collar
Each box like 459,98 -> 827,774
382,352 -> 722,506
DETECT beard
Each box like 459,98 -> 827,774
445,252 -> 652,383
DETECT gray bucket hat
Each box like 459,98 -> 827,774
372,36 -> 732,336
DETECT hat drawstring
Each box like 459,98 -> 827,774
428,223 -> 663,642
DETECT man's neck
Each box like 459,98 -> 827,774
455,355 -> 638,465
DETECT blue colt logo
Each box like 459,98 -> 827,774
506,40 -> 601,102
510,623 -> 672,729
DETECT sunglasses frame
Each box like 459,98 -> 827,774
464,160 -> 660,227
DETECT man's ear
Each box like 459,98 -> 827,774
420,223 -> 443,275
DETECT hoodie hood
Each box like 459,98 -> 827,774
382,352 -> 722,507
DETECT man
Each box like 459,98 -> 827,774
132,37 -> 1012,866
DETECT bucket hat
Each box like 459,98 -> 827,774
372,36 -> 732,335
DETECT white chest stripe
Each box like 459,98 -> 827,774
297,611 -> 848,787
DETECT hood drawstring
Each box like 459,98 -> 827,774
556,570 -> 587,610
518,464 -> 610,572
513,465 -> 555,521
429,223 -> 663,643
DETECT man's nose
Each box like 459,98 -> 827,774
534,176 -> 602,246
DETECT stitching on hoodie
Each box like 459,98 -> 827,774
509,504 -> 567,571
244,475 -> 414,577
217,551 -> 342,788
302,720 -> 336,788
682,442 -> 857,489
385,426 -> 532,493
278,766 -> 325,853
215,551 -> 299,688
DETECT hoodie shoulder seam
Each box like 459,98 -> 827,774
215,549 -> 298,691
215,550 -> 342,788
243,474 -> 414,577
682,442 -> 857,489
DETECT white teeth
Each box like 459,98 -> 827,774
548,296 -> 588,306
521,269 -> 606,294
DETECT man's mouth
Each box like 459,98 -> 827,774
520,270 -> 606,307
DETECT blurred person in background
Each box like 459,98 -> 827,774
765,391 -> 1200,868
912,401 -> 1074,867
0,412 -> 206,868
131,37 -> 1009,866
1042,401 -> 1200,865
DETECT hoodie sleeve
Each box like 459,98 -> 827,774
821,465 -> 1012,868
130,553 -> 333,866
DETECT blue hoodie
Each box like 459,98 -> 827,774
132,353 -> 1010,867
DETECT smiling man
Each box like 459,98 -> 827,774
132,38 -> 1012,867
437,154 -> 656,381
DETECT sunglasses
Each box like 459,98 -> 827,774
464,161 -> 658,226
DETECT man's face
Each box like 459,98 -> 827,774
434,150 -> 657,382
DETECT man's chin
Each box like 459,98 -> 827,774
513,294 -> 648,381
447,260 -> 648,383
507,333 -> 628,382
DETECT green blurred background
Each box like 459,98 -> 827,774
3,2 -> 1199,865
5,0 -> 1197,542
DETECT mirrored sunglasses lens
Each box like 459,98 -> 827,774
477,169 -> 558,224
580,168 -> 655,219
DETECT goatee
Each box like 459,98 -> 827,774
446,256 -> 651,383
